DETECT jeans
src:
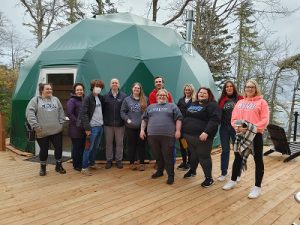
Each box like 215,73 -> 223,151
219,124 -> 236,175
71,137 -> 85,169
82,126 -> 103,169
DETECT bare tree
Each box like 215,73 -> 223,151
20,0 -> 64,46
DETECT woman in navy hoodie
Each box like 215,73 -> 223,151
121,82 -> 148,171
66,83 -> 86,171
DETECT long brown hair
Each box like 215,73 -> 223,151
218,80 -> 239,103
197,87 -> 215,102
132,82 -> 147,111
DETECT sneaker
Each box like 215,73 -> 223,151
74,167 -> 82,172
130,163 -> 137,170
81,168 -> 92,176
248,186 -> 261,199
139,164 -> 145,171
166,176 -> 174,185
217,174 -> 227,182
201,177 -> 214,188
183,170 -> 196,179
222,180 -> 236,190
151,171 -> 164,179
105,161 -> 112,169
236,176 -> 241,182
116,161 -> 123,169
89,165 -> 98,170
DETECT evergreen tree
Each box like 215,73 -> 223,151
193,0 -> 232,86
232,0 -> 261,91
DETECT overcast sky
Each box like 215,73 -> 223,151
1,0 -> 300,54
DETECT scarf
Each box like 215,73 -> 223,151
234,120 -> 257,171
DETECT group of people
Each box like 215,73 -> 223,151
25,76 -> 269,199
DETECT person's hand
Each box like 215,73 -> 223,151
85,130 -> 91,136
140,130 -> 146,140
235,126 -> 247,134
175,130 -> 181,139
199,132 -> 208,141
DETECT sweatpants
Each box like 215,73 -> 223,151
231,133 -> 264,187
184,134 -> 214,178
148,135 -> 175,177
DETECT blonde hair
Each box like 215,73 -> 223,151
244,79 -> 261,97
183,84 -> 196,102
156,89 -> 168,96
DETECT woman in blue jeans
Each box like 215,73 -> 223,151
217,81 -> 243,181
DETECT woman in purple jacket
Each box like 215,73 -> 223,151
66,83 -> 86,171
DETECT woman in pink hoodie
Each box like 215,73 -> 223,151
222,79 -> 269,199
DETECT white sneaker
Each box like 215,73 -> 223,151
236,176 -> 241,182
217,175 -> 227,181
248,186 -> 261,199
81,168 -> 92,176
222,180 -> 236,190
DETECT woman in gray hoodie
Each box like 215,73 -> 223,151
121,82 -> 148,171
26,83 -> 66,176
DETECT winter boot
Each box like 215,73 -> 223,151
55,161 -> 66,174
39,163 -> 46,176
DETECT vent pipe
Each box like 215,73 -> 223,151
185,10 -> 195,55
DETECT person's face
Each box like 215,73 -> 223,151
75,85 -> 84,97
42,84 -> 53,98
154,78 -> 163,90
157,91 -> 167,104
245,82 -> 256,97
132,84 -> 141,96
225,82 -> 234,96
198,89 -> 209,101
110,79 -> 119,91
184,87 -> 192,98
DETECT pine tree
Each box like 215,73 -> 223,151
232,0 -> 261,91
193,0 -> 232,86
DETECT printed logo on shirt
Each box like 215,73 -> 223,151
237,102 -> 256,110
130,103 -> 141,112
149,107 -> 168,112
187,105 -> 203,112
42,103 -> 57,111
223,101 -> 235,110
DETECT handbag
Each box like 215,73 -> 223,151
25,97 -> 38,142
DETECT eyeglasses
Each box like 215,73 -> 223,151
245,86 -> 256,89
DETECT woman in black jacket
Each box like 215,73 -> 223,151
182,87 -> 221,187
176,84 -> 195,170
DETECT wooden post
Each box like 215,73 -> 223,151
0,112 -> 5,151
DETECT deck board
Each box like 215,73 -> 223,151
0,149 -> 299,225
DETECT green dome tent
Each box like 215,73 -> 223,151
11,13 -> 219,156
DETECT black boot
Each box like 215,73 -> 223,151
55,161 -> 66,174
39,164 -> 46,176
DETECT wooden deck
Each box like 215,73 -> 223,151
0,148 -> 299,225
